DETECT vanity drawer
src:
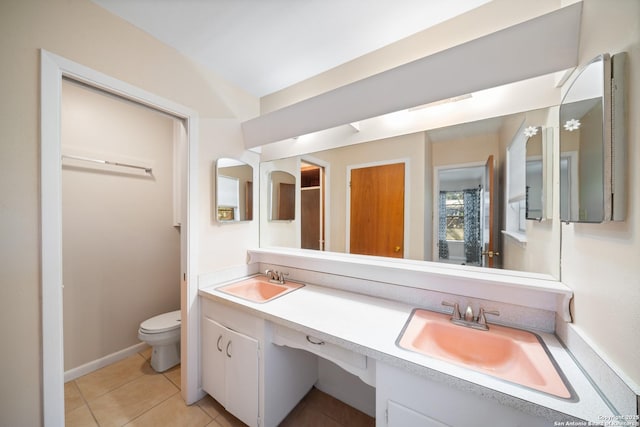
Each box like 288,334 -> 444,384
273,324 -> 367,371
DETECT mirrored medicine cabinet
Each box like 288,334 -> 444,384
215,158 -> 254,223
559,52 -> 627,223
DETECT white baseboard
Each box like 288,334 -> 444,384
64,342 -> 149,382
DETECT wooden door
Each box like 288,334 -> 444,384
301,188 -> 321,249
278,183 -> 295,220
482,155 -> 497,268
350,163 -> 404,258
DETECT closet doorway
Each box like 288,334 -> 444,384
300,161 -> 325,250
41,50 -> 200,425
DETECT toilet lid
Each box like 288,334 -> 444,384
140,310 -> 181,333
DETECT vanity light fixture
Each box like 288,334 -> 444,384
563,118 -> 581,131
523,126 -> 539,137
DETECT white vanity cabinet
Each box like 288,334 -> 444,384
376,362 -> 549,427
202,316 -> 259,426
200,297 -> 318,427
201,299 -> 260,427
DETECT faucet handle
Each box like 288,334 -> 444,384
477,308 -> 500,326
442,301 -> 461,320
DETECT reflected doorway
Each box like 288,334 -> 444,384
435,157 -> 496,267
300,161 -> 325,250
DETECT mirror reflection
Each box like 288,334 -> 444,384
525,126 -> 546,221
216,158 -> 253,222
260,106 -> 561,277
269,170 -> 296,221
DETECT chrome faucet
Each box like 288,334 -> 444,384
442,301 -> 499,331
265,269 -> 288,284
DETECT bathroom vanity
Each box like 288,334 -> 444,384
199,253 -> 616,427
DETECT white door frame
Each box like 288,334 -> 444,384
432,161 -> 486,262
40,50 -> 201,426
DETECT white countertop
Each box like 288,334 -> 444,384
199,277 -> 615,424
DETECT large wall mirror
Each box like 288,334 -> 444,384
559,53 -> 627,223
215,158 -> 253,222
259,98 -> 561,278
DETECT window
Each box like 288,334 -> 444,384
444,191 -> 465,241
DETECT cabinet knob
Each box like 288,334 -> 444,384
216,335 -> 223,352
226,341 -> 232,358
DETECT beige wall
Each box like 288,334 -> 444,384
312,134 -> 426,258
560,0 -> 640,387
0,1 -> 257,425
61,80 -> 180,371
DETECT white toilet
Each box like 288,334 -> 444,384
138,310 -> 181,372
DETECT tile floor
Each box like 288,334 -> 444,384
65,348 -> 375,427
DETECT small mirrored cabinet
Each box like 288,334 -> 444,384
559,53 -> 627,223
269,171 -> 296,221
525,126 -> 553,221
215,158 -> 253,222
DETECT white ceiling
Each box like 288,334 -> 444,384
91,0 -> 491,97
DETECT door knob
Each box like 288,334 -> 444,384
394,246 -> 401,252
482,250 -> 500,258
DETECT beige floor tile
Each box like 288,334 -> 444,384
196,394 -> 225,419
65,404 -> 98,427
138,346 -> 152,361
76,354 -> 153,401
64,381 -> 85,414
163,364 -> 181,389
195,395 -> 246,427
88,374 -> 178,427
124,393 -> 211,427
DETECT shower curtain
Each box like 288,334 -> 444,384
463,187 -> 482,264
438,191 -> 449,259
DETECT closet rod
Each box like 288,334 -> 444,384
62,154 -> 152,174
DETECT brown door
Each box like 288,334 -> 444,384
350,163 -> 404,258
278,183 -> 295,220
482,155 -> 497,267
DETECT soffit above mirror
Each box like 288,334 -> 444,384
241,3 -> 582,148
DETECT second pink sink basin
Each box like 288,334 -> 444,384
217,277 -> 303,303
397,309 -> 573,399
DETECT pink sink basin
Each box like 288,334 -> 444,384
397,309 -> 572,399
217,277 -> 304,303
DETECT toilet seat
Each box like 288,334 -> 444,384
140,310 -> 181,334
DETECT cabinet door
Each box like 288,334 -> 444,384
387,400 -> 451,427
201,317 -> 227,405
225,327 -> 259,427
